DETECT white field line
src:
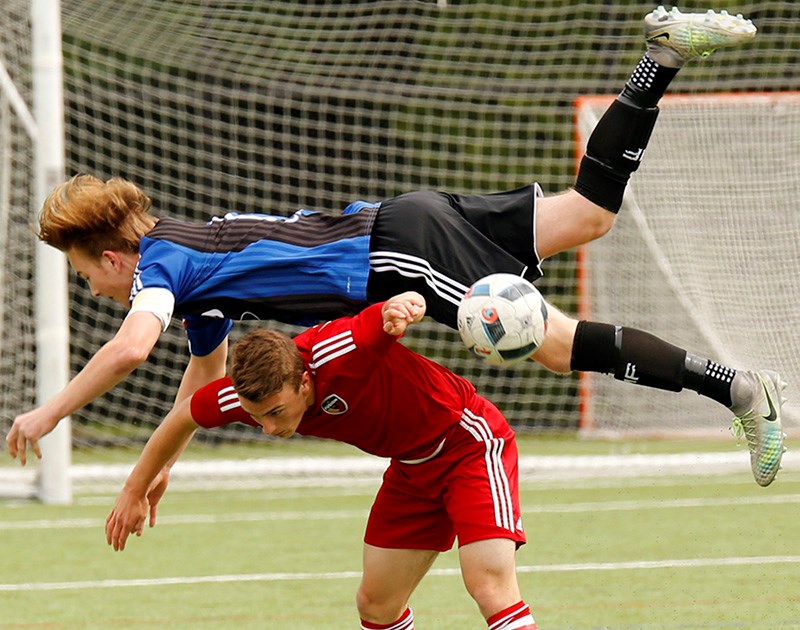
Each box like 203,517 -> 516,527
74,485 -> 382,506
70,468 -> 798,505
0,509 -> 369,530
1,556 -> 799,592
1,493 -> 798,531
2,451 -> 799,499
524,493 -> 800,513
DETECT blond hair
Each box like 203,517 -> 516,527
230,329 -> 306,402
38,174 -> 157,258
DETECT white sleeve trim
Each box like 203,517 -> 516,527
530,181 -> 544,277
127,287 -> 175,332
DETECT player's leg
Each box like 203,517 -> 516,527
447,402 -> 535,628
459,538 -> 536,630
369,184 -> 786,485
536,8 -> 757,260
534,306 -> 787,486
358,454 -> 459,628
356,544 -> 436,628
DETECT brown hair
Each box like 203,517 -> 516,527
230,329 -> 305,402
38,174 -> 157,258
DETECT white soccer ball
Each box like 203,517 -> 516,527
457,273 -> 549,366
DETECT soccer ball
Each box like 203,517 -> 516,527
457,273 -> 549,366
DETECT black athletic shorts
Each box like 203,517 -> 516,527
366,184 -> 542,329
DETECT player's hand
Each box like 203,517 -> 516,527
106,486 -> 149,552
146,468 -> 171,528
5,409 -> 59,466
382,291 -> 426,336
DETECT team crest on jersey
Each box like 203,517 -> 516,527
321,394 -> 348,415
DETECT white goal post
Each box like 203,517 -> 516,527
32,0 -> 71,504
576,92 -> 800,437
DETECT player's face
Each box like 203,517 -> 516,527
239,371 -> 314,439
67,247 -> 134,307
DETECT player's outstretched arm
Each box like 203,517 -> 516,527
173,338 -> 229,404
381,291 -> 426,336
105,396 -> 198,552
6,311 -> 163,465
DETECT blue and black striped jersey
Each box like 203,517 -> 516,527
130,202 -> 379,355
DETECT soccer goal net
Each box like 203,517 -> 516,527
576,93 -> 800,437
0,4 -> 40,490
2,1 -> 799,497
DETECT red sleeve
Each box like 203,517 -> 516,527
352,301 -> 398,352
190,376 -> 258,429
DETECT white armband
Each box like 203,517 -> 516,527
126,287 -> 176,332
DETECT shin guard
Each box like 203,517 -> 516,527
574,100 -> 659,212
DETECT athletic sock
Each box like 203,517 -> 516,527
574,53 -> 679,212
684,354 -> 736,408
486,601 -> 537,630
570,321 -> 736,407
619,52 -> 680,109
361,607 -> 414,630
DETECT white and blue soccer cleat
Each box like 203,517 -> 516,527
730,370 -> 787,487
644,6 -> 757,67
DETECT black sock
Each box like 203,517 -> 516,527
574,53 -> 680,212
571,321 -> 685,391
683,354 -> 736,408
619,53 -> 680,109
570,321 -> 735,407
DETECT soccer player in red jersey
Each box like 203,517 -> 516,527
106,291 -> 537,629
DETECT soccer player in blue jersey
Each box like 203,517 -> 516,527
6,8 -> 786,486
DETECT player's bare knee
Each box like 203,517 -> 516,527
464,578 -> 500,607
560,199 -> 617,243
355,587 -> 405,623
463,573 -> 521,619
354,586 -> 373,617
588,206 -> 617,240
560,200 -> 617,245
530,308 -> 578,374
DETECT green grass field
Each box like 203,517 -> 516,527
1,437 -> 799,629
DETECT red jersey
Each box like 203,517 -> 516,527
191,302 -> 480,461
